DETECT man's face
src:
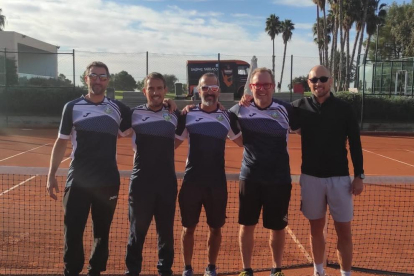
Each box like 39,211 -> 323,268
85,66 -> 109,96
308,66 -> 332,100
250,71 -> 274,107
199,76 -> 220,107
143,78 -> 167,109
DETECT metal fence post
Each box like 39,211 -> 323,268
290,55 -> 293,102
218,53 -> 221,84
72,49 -> 76,92
4,48 -> 8,126
360,58 -> 366,130
146,51 -> 148,76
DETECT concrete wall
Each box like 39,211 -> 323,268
0,31 -> 58,78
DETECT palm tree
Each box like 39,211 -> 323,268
364,0 -> 387,60
312,0 -> 323,64
342,0 -> 361,89
279,20 -> 295,89
0,9 -> 6,31
338,0 -> 344,91
265,14 -> 281,82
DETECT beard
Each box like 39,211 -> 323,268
91,84 -> 105,95
201,95 -> 217,106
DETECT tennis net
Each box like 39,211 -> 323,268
1,167 -> 413,275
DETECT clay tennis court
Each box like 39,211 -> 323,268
1,128 -> 413,276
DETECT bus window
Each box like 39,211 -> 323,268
238,66 -> 248,76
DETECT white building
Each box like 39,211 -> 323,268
0,31 -> 59,78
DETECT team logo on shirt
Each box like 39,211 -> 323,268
216,114 -> 224,122
270,111 -> 279,119
105,107 -> 113,114
163,112 -> 171,121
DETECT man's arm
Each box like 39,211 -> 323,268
47,138 -> 68,200
346,105 -> 364,195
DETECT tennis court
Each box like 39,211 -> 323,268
0,128 -> 413,275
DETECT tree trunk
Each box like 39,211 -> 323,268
350,30 -> 360,78
280,42 -> 288,88
272,38 -> 275,83
355,0 -> 369,88
316,6 -> 322,65
330,16 -> 338,89
365,34 -> 371,60
338,0 -> 344,92
346,29 -> 350,90
323,7 -> 329,67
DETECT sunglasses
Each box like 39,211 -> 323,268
309,76 -> 329,83
200,85 -> 220,92
88,73 -> 109,81
249,83 -> 274,90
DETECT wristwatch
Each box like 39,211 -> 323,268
356,173 -> 365,179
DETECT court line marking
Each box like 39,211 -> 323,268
0,157 -> 71,196
406,149 -> 414,154
286,226 -> 313,262
363,149 -> 414,168
0,143 -> 50,162
0,176 -> 37,197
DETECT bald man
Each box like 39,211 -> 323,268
290,65 -> 364,276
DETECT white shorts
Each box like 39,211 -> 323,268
300,174 -> 353,222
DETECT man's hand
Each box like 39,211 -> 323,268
163,99 -> 177,113
239,94 -> 253,107
182,104 -> 195,115
351,177 -> 364,195
47,175 -> 59,200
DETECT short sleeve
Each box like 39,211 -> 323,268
227,111 -> 241,140
58,102 -> 74,139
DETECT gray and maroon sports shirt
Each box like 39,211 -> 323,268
130,105 -> 180,184
59,96 -> 131,188
175,104 -> 241,186
229,99 -> 292,184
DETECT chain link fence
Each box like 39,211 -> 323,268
1,49 -> 413,130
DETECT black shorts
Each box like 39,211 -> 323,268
238,179 -> 292,230
178,181 -> 227,228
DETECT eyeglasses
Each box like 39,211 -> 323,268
249,83 -> 274,90
200,85 -> 220,92
309,76 -> 329,83
88,73 -> 109,81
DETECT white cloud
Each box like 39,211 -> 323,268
294,23 -> 313,31
272,0 -> 315,7
2,0 -> 319,86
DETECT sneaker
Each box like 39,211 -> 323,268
239,271 -> 254,276
314,272 -> 327,276
270,272 -> 285,276
204,268 -> 217,276
182,269 -> 194,276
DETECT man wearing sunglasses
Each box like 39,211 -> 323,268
233,68 -> 293,276
290,65 -> 364,276
47,61 -> 132,276
125,72 -> 181,276
175,72 -> 243,276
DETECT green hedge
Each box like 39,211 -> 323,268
335,92 -> 414,122
0,87 -> 86,116
0,89 -> 413,122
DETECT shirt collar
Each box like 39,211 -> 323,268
311,92 -> 334,106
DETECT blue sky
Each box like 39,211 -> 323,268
2,0 -> 406,56
1,0 -> 407,86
